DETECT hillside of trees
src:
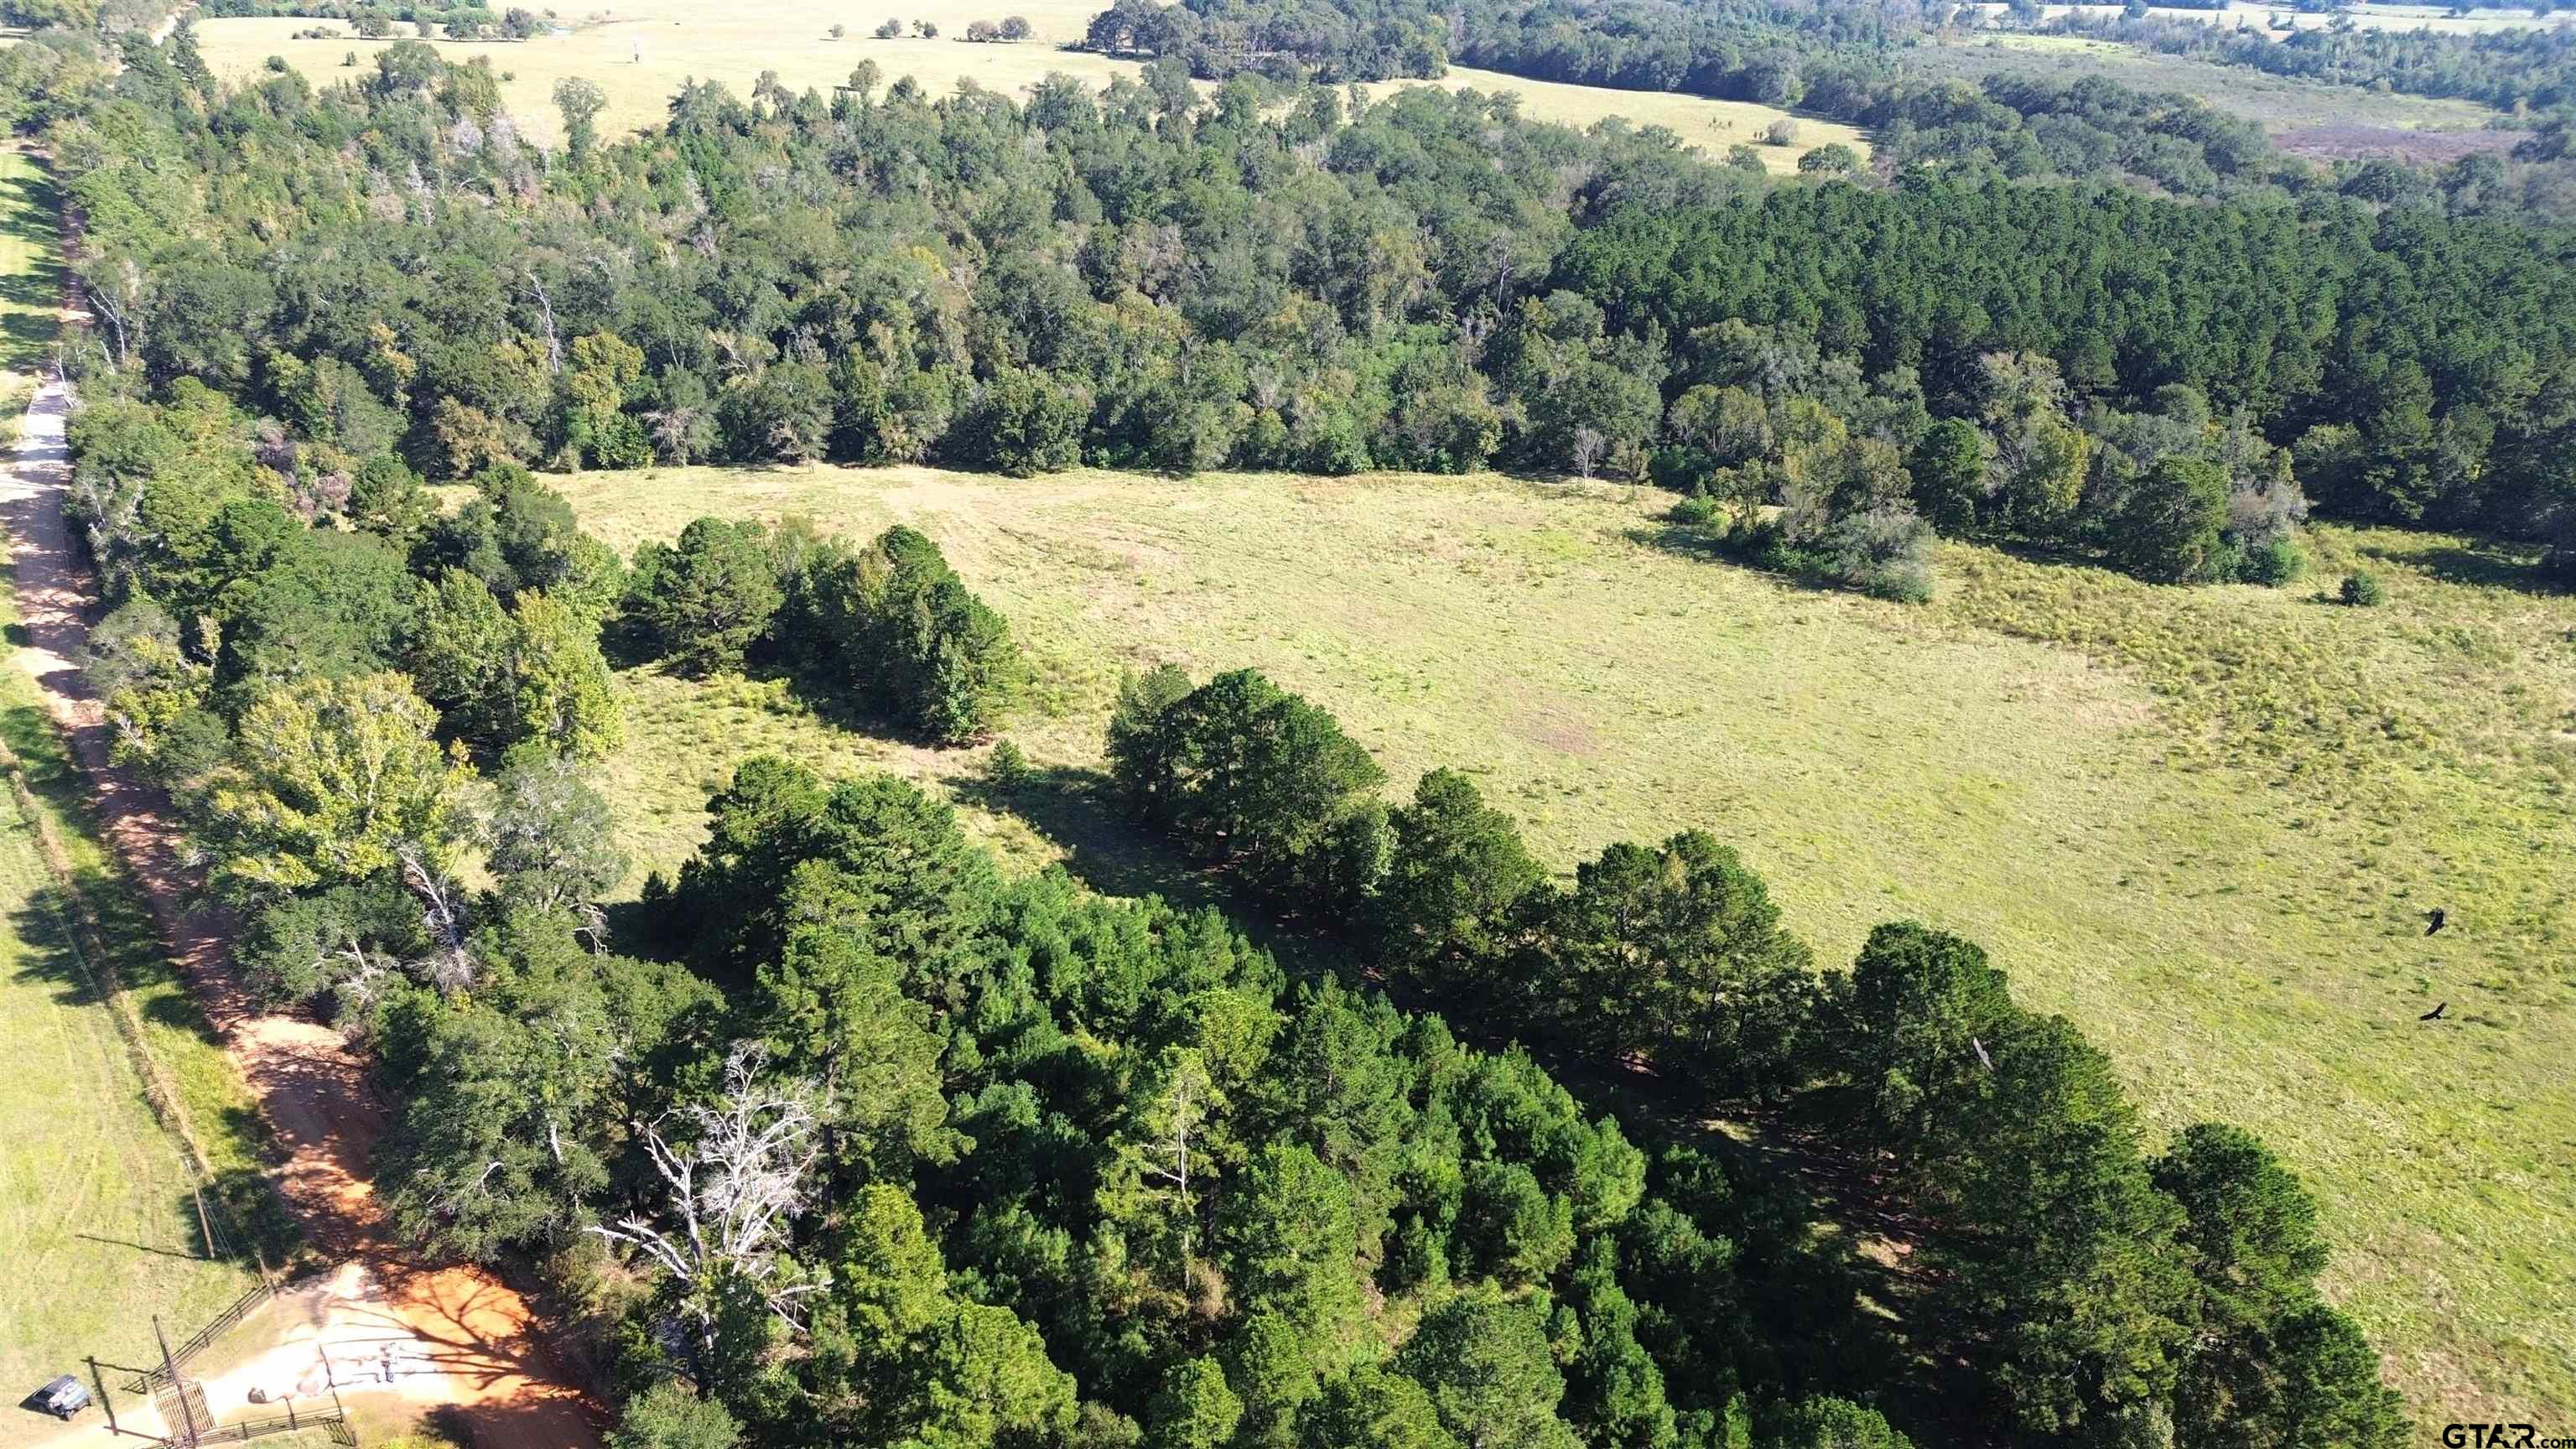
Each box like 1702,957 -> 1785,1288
0,10 -> 2506,1448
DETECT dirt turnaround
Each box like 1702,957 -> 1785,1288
3,370 -> 605,1449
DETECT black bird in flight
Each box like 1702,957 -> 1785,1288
2419,1002 -> 2447,1021
2425,908 -> 2448,936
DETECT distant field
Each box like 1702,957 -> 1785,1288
556,459 -> 2574,1431
1966,0 -> 2569,34
1914,31 -> 2518,137
190,0 -> 1862,169
1355,67 -> 1871,172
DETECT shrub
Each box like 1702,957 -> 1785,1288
2340,570 -> 2384,607
2240,537 -> 2305,586
984,738 -> 1031,787
1665,494 -> 1723,528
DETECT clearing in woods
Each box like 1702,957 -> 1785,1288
556,460 -> 2575,1432
185,0 -> 1867,170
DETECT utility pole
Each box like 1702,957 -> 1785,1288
153,1316 -> 197,1449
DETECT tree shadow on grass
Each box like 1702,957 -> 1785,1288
2356,536 -> 2569,597
0,169 -> 65,376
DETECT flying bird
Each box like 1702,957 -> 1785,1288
2425,908 -> 2448,937
1971,1036 -> 1994,1072
2418,1001 -> 2447,1021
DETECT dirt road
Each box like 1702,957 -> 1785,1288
2,372 -> 604,1449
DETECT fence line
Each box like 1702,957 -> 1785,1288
190,1405 -> 351,1446
121,1281 -> 277,1394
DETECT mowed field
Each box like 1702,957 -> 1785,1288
187,0 -> 1867,170
554,460 -> 2574,1431
0,149 -> 60,434
0,779 -> 261,1449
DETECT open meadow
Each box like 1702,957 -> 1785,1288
554,459 -> 2575,1431
187,0 -> 1865,170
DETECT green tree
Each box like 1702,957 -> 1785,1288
631,517 -> 785,675
1768,1396 -> 1911,1449
1300,1368 -> 1459,1449
201,672 -> 471,896
2113,455 -> 2231,583
755,923 -> 956,1180
609,1383 -> 740,1449
1395,1290 -> 1580,1449
407,569 -> 517,745
1906,418 -> 1987,535
1146,1360 -> 1241,1449
483,745 -> 629,923
512,589 -> 623,761
1541,832 -> 1815,1096
554,75 -> 607,158
1374,768 -> 1544,992
1134,668 -> 1389,905
1214,1144 -> 1365,1355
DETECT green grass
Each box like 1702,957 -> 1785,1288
0,712 -> 264,1449
558,459 -> 2574,1429
0,148 -> 60,452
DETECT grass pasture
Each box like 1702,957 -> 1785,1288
558,460 -> 2574,1430
0,667 -> 266,1449
188,0 -> 1864,169
0,149 -> 60,439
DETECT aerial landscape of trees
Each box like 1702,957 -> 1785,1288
5,0 -> 2562,1443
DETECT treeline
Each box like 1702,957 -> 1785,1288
195,0 -> 536,39
1084,0 -> 1908,99
38,29 -> 2576,605
1558,179 -> 2576,543
1816,70 -> 2292,198
1082,0 -> 2362,208
1097,662 -> 2407,1446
